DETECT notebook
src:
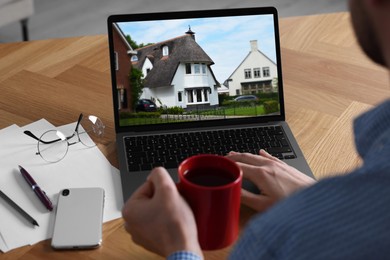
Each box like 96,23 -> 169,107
107,7 -> 314,202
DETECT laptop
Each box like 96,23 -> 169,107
107,7 -> 314,202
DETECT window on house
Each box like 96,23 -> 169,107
162,45 -> 169,56
236,89 -> 240,95
188,90 -> 194,103
244,69 -> 251,79
185,63 -> 192,74
263,67 -> 270,77
146,68 -> 151,75
194,63 -> 200,74
117,89 -> 122,109
178,91 -> 183,102
203,88 -> 209,102
114,52 -> 119,71
131,55 -> 138,62
201,64 -> 207,74
254,68 -> 261,78
196,89 -> 202,102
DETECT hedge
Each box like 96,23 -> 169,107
263,100 -> 279,114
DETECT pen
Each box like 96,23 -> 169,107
18,165 -> 53,211
0,189 -> 39,227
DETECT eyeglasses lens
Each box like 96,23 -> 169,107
78,116 -> 105,147
38,130 -> 69,163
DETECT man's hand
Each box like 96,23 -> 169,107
122,167 -> 202,257
227,150 -> 316,212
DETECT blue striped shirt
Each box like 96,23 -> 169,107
172,100 -> 390,260
230,100 -> 390,259
168,251 -> 202,260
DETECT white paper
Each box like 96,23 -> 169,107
0,119 -> 122,253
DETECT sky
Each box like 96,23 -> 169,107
118,14 -> 276,83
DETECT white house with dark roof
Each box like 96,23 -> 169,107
131,29 -> 220,110
226,40 -> 278,96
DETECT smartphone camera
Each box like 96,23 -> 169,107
62,189 -> 70,196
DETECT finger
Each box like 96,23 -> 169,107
235,162 -> 267,185
147,167 -> 177,197
227,151 -> 271,166
128,167 -> 170,201
259,149 -> 286,164
122,180 -> 153,220
241,189 -> 274,212
147,167 -> 174,186
131,179 -> 154,199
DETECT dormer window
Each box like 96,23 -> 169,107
162,45 -> 169,56
131,55 -> 138,62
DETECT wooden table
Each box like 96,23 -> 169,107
0,12 -> 389,259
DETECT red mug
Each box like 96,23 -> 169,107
177,154 -> 242,250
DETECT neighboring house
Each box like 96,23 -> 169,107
131,28 -> 220,110
217,84 -> 229,95
226,40 -> 278,96
112,23 -> 136,111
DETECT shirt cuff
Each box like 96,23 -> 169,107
167,251 -> 202,260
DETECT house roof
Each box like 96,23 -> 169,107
133,34 -> 216,89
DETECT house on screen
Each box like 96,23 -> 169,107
112,23 -> 137,111
226,40 -> 278,96
131,28 -> 220,110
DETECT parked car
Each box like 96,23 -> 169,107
135,99 -> 158,112
233,95 -> 259,102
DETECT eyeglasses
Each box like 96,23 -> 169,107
24,114 -> 105,163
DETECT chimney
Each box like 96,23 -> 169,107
185,26 -> 195,40
250,40 -> 258,52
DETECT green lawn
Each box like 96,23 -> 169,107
120,105 -> 269,126
120,117 -> 186,126
222,105 -> 265,116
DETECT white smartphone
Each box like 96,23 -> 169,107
51,187 -> 105,249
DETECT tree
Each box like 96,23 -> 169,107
125,35 -> 153,49
125,35 -> 138,50
129,68 -> 144,110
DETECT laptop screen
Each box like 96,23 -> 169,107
107,7 -> 284,132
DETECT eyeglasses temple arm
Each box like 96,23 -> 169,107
74,113 -> 83,133
25,113 -> 85,144
24,130 -> 62,144
23,130 -> 41,142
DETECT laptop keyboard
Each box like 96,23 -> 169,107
124,125 -> 296,172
